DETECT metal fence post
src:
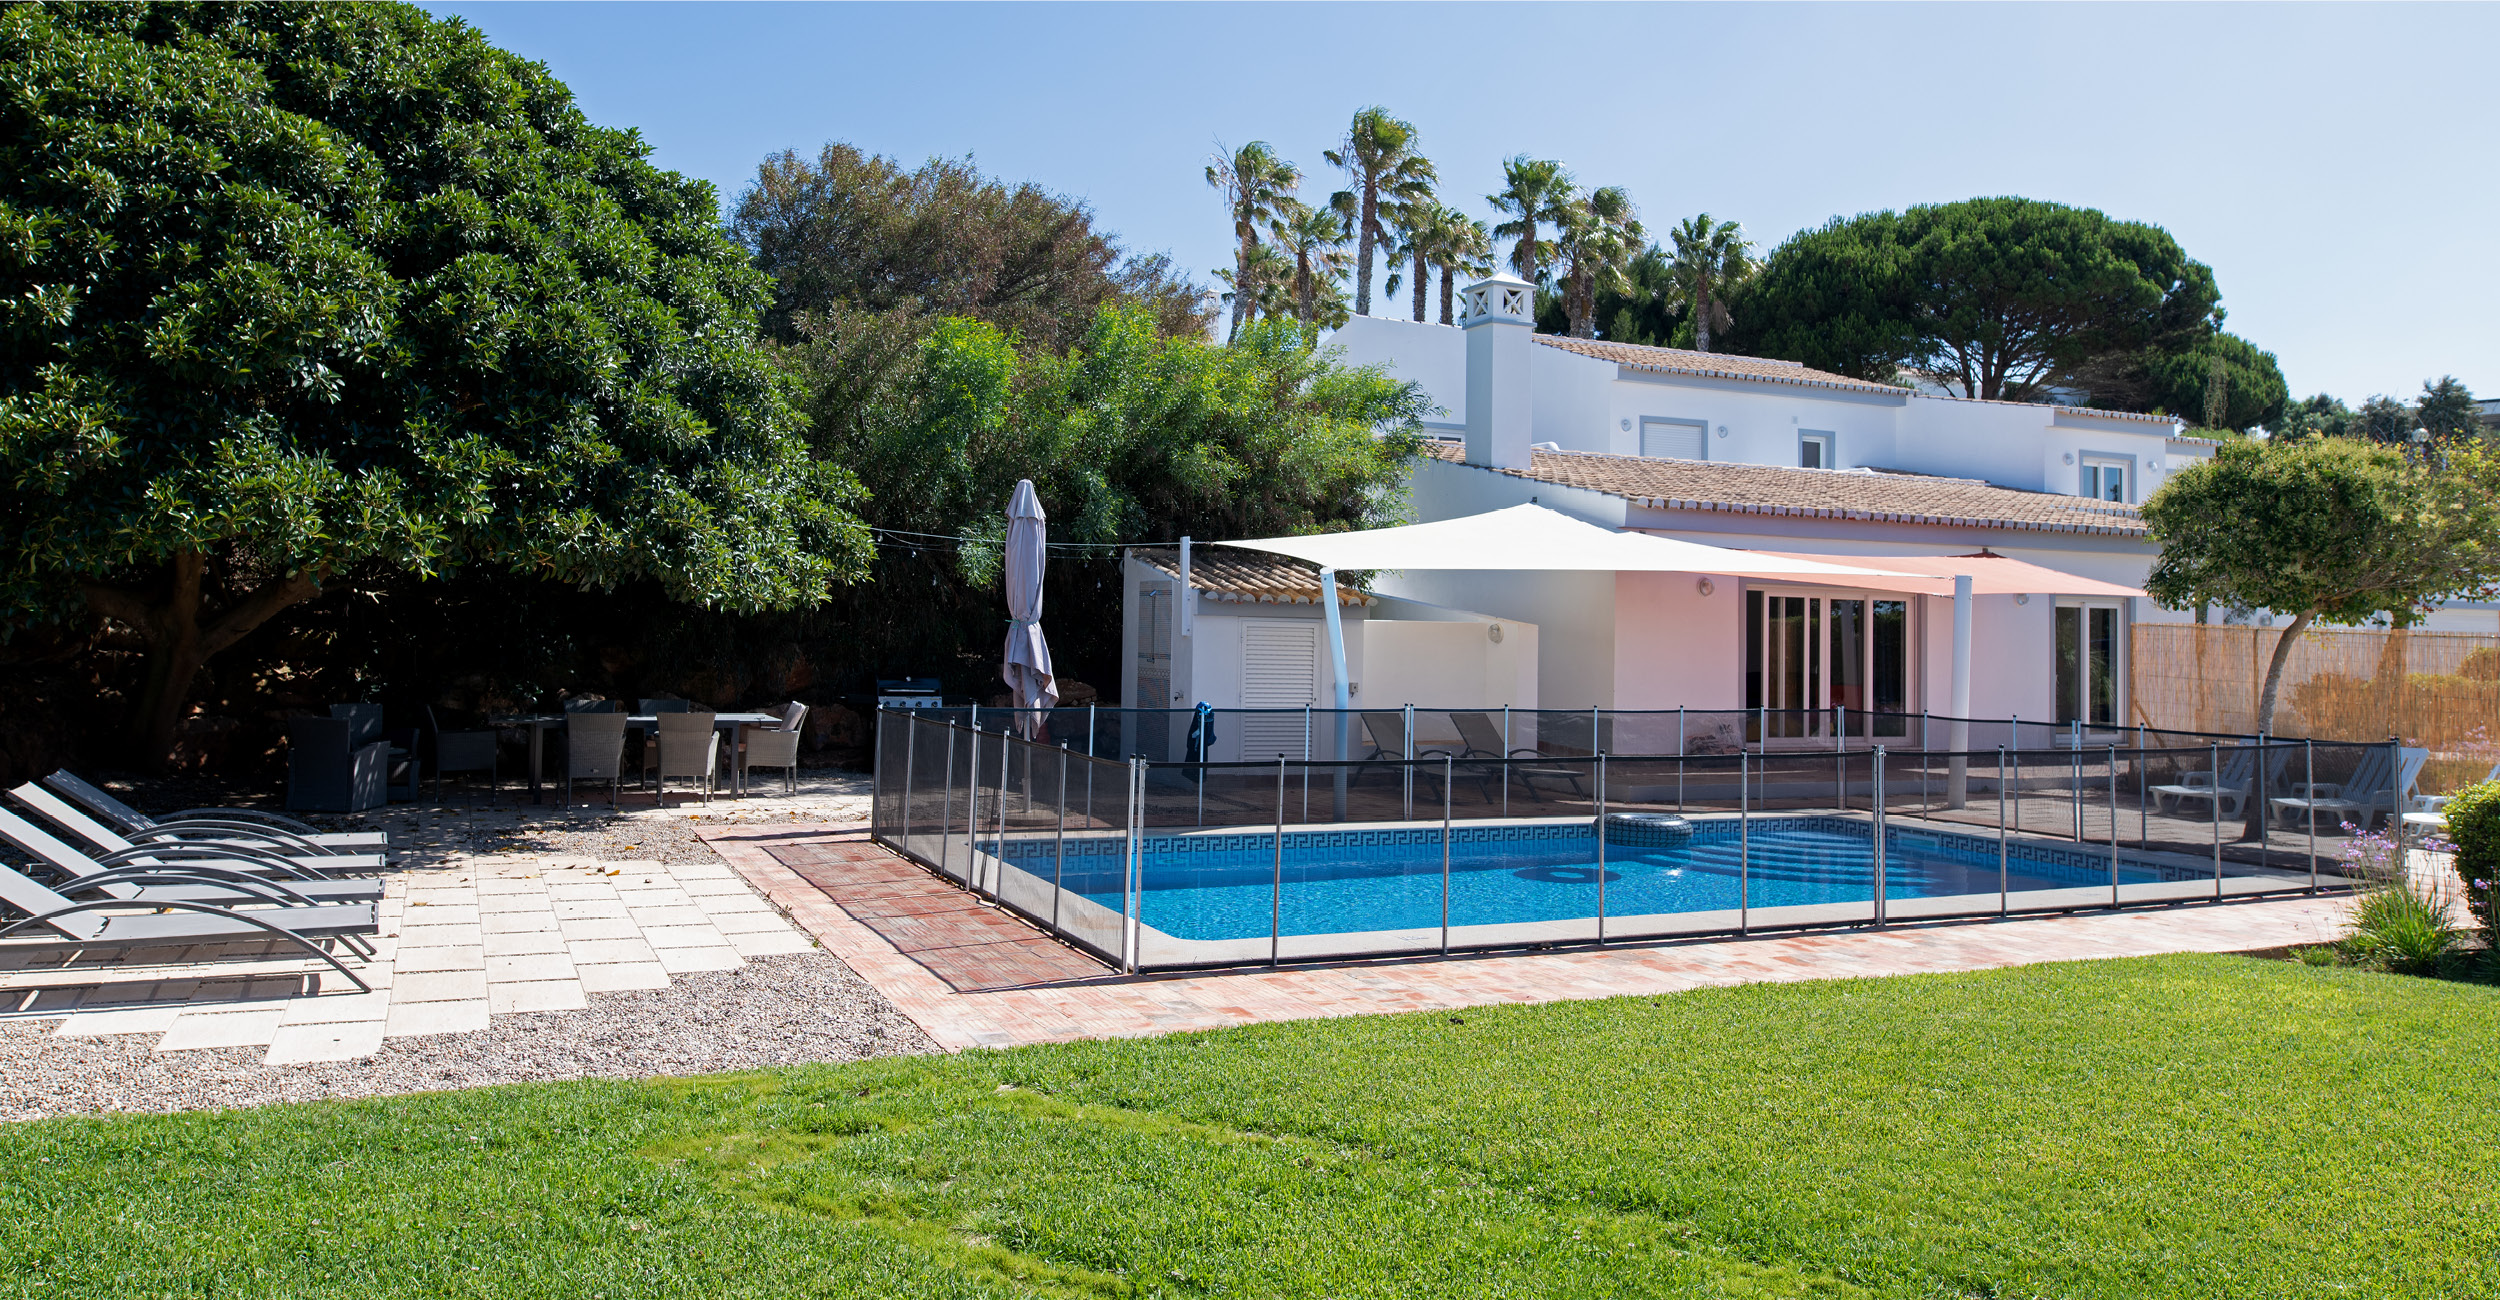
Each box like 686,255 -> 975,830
1997,746 -> 2010,916
939,725 -> 958,878
899,715 -> 917,853
992,724 -> 1011,900
2137,723 -> 2149,850
1302,703 -> 1313,825
1272,755 -> 1285,967
1052,744 -> 1069,934
1441,754 -> 1453,956
1501,705 -> 1513,818
2305,739 -> 2318,891
2107,744 -> 2120,908
1739,750 -> 1750,936
1595,752 -> 1608,945
1676,706 -> 1687,811
1872,746 -> 1888,927
1085,704 -> 1098,831
2070,723 -> 2082,844
2210,740 -> 2223,901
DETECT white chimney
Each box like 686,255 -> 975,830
1461,272 -> 1535,469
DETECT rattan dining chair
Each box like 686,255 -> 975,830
637,699 -> 689,785
737,702 -> 808,795
562,711 -> 630,807
652,710 -> 720,804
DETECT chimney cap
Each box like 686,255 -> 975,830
1460,272 -> 1537,328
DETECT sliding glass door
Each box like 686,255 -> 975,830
1746,589 -> 1913,742
2054,601 -> 2122,728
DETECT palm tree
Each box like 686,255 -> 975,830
1664,213 -> 1755,353
1206,141 -> 1301,342
1214,241 -> 1294,329
1487,156 -> 1573,286
1553,186 -> 1642,338
1324,107 -> 1435,319
1382,200 -> 1435,323
1387,203 -> 1492,325
1275,201 -> 1352,325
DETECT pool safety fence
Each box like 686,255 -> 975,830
870,710 -> 2400,974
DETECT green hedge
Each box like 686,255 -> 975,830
2441,780 -> 2500,935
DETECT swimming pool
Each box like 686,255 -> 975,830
998,816 -> 2190,942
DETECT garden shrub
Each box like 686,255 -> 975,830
2341,883 -> 2463,975
2441,781 -> 2500,938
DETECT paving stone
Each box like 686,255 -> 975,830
654,946 -> 743,974
727,930 -> 818,958
264,1020 -> 388,1065
394,923 -> 484,947
393,969 -> 490,1003
479,911 -> 561,935
488,980 -> 589,1014
556,917 -> 641,942
707,910 -> 798,935
53,1005 -> 187,1037
278,990 -> 393,1026
569,937 -> 658,965
575,962 -> 671,992
384,998 -> 489,1038
485,953 -> 578,983
624,905 -> 712,928
158,1008 -> 288,1051
489,929 -> 570,956
394,946 -> 486,973
639,925 -> 730,950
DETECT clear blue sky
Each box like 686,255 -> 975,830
426,1 -> 2495,405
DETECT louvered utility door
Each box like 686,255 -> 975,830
1239,620 -> 1319,759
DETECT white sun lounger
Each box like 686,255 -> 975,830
6,782 -> 384,876
41,770 -> 388,856
0,857 -> 378,992
0,807 -> 384,912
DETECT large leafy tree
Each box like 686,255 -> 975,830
1206,142 -> 1301,343
1664,214 -> 1755,353
1731,198 -> 2221,401
0,3 -> 868,765
785,308 -> 1430,683
730,143 -> 1209,352
2115,330 -> 2290,431
1324,107 -> 1434,319
2143,437 -> 2500,743
1488,157 -> 1573,286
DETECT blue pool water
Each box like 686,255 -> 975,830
998,817 -> 2187,941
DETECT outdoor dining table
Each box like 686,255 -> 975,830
488,711 -> 782,802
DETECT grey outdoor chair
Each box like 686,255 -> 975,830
330,702 -> 418,801
562,710 -> 630,807
286,715 -> 390,813
6,782 -> 385,875
736,703 -> 807,795
2270,747 -> 2429,832
0,807 -> 384,909
427,706 -> 500,802
0,857 -> 378,992
40,770 -> 388,854
637,699 -> 689,785
1451,710 -> 1573,802
652,710 -> 720,804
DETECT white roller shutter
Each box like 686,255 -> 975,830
1239,619 -> 1319,759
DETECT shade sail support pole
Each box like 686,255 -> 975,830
1320,567 -> 1352,819
1946,574 -> 1973,809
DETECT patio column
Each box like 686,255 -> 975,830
1947,574 -> 1973,808
1320,567 -> 1352,819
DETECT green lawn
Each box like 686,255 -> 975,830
4,954 -> 2497,1299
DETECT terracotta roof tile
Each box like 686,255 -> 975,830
1535,335 -> 1904,394
1426,444 -> 2149,537
1132,547 -> 1374,606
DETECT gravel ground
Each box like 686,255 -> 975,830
0,951 -> 938,1123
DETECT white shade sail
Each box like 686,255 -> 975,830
1217,503 -> 1914,579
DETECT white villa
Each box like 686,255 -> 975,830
1121,274 -> 2224,745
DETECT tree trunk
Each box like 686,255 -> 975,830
82,551 -> 323,770
1228,236 -> 1255,341
1438,266 -> 1455,325
1694,283 -> 1713,352
1355,183 -> 1377,317
1411,247 -> 1428,322
2240,609 -> 2315,842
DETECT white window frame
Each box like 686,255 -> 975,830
2078,452 -> 2135,503
1799,430 -> 1835,469
2052,596 -> 2127,732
